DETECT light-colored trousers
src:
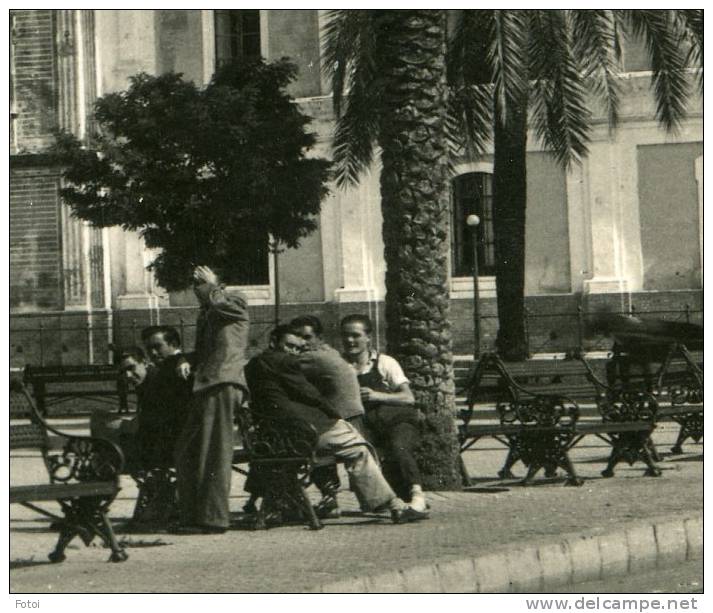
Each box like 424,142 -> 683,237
175,384 -> 242,529
316,419 -> 396,511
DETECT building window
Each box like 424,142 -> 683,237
214,9 -> 261,68
10,168 -> 63,311
451,172 -> 496,277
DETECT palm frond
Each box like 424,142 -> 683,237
528,10 -> 591,166
322,10 -> 377,118
490,10 -> 529,125
677,9 -> 703,93
448,10 -> 494,87
447,83 -> 493,163
446,10 -> 494,161
618,9 -> 689,131
322,9 -> 381,186
331,73 -> 380,188
569,9 -> 621,131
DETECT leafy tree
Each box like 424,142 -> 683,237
325,10 -> 462,489
54,58 -> 331,291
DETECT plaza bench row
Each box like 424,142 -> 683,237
457,344 -> 703,486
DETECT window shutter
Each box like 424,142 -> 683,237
10,10 -> 57,153
10,168 -> 63,310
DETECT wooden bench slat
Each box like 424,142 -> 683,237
10,481 -> 118,503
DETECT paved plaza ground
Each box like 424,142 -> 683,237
10,420 -> 702,593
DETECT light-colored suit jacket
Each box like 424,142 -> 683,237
192,283 -> 250,394
297,343 -> 364,420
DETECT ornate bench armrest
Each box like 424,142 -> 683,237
498,394 -> 580,427
248,413 -> 320,459
597,389 -> 658,423
48,435 -> 125,483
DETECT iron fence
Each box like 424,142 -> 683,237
10,303 -> 702,368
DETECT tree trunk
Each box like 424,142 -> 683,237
492,95 -> 529,361
375,9 -> 461,490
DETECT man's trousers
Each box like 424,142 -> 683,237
316,419 -> 396,511
175,384 -> 242,529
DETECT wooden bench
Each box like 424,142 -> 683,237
458,353 -> 659,485
10,380 -> 128,563
23,364 -> 134,417
607,343 -> 703,455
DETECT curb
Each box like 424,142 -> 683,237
308,513 -> 702,593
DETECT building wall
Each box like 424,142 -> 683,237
155,9 -> 204,84
524,152 -> 571,295
266,10 -> 322,98
9,9 -> 705,368
637,142 -> 703,290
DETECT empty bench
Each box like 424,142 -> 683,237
23,364 -> 133,416
607,343 -> 703,455
10,380 -> 128,563
458,353 -> 660,485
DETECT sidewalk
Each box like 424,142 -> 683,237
10,422 -> 702,593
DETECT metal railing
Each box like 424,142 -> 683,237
10,315 -> 277,368
10,303 -> 702,367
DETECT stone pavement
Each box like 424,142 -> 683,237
10,421 -> 702,593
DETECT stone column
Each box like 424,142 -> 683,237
578,137 -> 635,295
56,10 -> 94,312
95,9 -> 168,311
329,168 -> 383,304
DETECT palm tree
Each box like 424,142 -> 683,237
448,9 -> 702,359
323,9 -> 702,486
324,10 -> 461,489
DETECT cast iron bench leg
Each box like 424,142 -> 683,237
49,524 -> 76,563
640,442 -> 662,477
521,462 -> 541,485
601,443 -> 623,478
561,452 -> 583,486
296,482 -> 323,531
458,455 -> 472,487
498,448 -> 519,480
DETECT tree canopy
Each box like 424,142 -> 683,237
55,58 -> 331,291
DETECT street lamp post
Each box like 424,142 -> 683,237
466,214 -> 481,361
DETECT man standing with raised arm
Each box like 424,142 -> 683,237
174,265 -> 250,534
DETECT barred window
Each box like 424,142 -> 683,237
451,172 -> 496,277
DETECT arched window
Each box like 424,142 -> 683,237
450,172 -> 496,277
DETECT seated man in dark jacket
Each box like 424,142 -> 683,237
244,325 -> 427,524
139,325 -> 194,468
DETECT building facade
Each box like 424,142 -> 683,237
9,9 -> 703,367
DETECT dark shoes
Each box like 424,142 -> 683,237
168,523 -> 227,535
391,506 -> 429,524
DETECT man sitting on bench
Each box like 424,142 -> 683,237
244,325 -> 428,524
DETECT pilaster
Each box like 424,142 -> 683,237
327,167 -> 383,303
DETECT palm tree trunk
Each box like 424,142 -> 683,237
375,9 -> 461,490
493,95 -> 529,360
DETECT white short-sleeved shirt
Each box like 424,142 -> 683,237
348,350 -> 409,392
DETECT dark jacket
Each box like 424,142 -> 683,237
193,283 -> 250,393
136,353 -> 194,468
244,349 -> 340,435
